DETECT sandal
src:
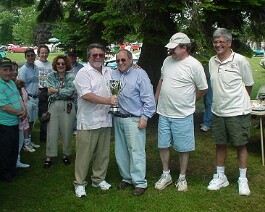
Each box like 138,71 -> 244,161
62,157 -> 71,165
43,160 -> 52,169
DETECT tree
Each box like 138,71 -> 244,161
36,0 -> 265,88
12,6 -> 38,45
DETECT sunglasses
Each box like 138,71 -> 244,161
116,58 -> 127,63
56,62 -> 65,66
91,53 -> 105,59
26,54 -> 35,58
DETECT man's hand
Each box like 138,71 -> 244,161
138,119 -> 147,129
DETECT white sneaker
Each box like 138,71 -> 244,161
238,177 -> 250,196
175,179 -> 188,192
75,185 -> 87,198
16,161 -> 30,168
155,173 -> 172,190
207,174 -> 229,190
31,142 -> 40,148
200,125 -> 211,132
92,180 -> 111,190
23,144 -> 36,152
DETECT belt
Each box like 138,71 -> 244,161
28,94 -> 38,98
114,114 -> 139,118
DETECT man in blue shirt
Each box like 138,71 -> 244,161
18,48 -> 40,149
112,49 -> 156,196
0,57 -> 27,182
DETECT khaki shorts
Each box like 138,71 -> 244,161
212,114 -> 251,146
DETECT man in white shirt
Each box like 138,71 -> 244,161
73,43 -> 117,198
35,44 -> 52,142
207,28 -> 254,196
154,32 -> 208,192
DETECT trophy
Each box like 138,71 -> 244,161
108,80 -> 122,114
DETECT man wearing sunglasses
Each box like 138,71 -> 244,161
18,48 -> 40,150
73,43 -> 118,198
112,49 -> 156,196
154,32 -> 208,192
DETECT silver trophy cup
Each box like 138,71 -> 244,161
108,80 -> 122,114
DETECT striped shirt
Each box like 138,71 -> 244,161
0,78 -> 22,126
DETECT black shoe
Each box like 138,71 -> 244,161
43,160 -> 52,169
118,181 -> 132,190
0,173 -> 14,182
132,187 -> 146,196
62,157 -> 71,165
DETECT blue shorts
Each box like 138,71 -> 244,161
158,115 -> 195,152
27,98 -> 39,122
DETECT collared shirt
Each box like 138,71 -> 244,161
46,71 -> 75,103
74,63 -> 112,130
18,62 -> 39,96
112,66 -> 156,120
209,51 -> 254,116
70,62 -> 84,77
0,78 -> 22,126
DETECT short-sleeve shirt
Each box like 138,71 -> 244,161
157,55 -> 208,118
74,63 -> 112,130
18,62 -> 39,96
35,60 -> 52,88
0,78 -> 22,126
209,51 -> 254,117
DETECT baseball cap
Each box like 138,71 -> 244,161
0,57 -> 12,67
165,32 -> 191,49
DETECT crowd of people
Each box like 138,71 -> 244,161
0,28 -> 254,198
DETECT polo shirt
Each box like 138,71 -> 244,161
0,78 -> 22,126
18,62 -> 39,96
209,51 -> 254,117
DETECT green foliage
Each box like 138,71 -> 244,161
12,5 -> 38,45
0,11 -> 14,44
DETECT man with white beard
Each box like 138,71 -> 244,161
73,43 -> 118,197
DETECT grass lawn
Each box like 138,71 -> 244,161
0,57 -> 265,211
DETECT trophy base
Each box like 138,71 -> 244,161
109,106 -> 120,115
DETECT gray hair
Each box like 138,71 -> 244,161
213,28 -> 232,41
86,43 -> 105,58
117,49 -> 133,59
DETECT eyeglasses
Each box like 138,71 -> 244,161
213,40 -> 228,45
26,54 -> 35,58
91,54 -> 105,59
116,58 -> 127,63
56,62 -> 65,66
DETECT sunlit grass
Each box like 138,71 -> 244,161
0,57 -> 264,211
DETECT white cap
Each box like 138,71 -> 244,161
165,32 -> 191,49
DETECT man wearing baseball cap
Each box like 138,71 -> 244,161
154,32 -> 208,191
0,57 -> 27,182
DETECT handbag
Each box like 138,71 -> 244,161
40,111 -> 51,123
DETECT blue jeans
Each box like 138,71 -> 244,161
114,117 -> 147,188
203,78 -> 213,127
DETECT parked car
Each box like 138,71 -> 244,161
7,44 -> 28,53
253,49 -> 264,57
105,53 -> 140,70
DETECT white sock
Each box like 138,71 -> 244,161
239,168 -> 247,179
163,170 -> 170,175
217,166 -> 225,178
179,174 -> 186,181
